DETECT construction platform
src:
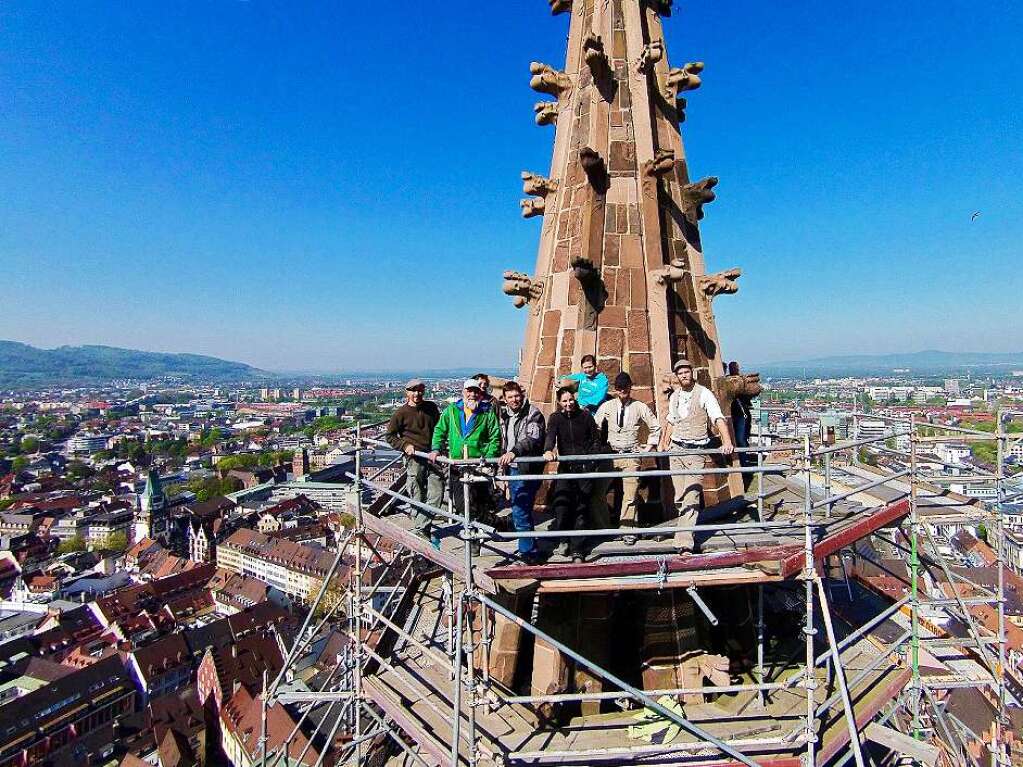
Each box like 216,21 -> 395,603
362,473 -> 912,594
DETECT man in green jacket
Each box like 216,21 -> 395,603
429,379 -> 501,526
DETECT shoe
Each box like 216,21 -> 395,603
520,550 -> 543,566
572,554 -> 586,564
622,535 -> 637,546
430,534 -> 442,551
470,541 -> 481,557
554,542 -> 568,558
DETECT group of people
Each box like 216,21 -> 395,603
385,355 -> 752,564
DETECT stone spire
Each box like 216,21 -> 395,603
140,469 -> 166,513
509,0 -> 741,418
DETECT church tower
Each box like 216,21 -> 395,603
507,0 -> 740,420
134,469 -> 168,543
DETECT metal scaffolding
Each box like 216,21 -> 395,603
260,411 -> 1015,766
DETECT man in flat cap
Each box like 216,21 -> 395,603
386,379 -> 443,540
665,359 -> 733,553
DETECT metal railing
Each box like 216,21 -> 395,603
258,408 -> 1013,767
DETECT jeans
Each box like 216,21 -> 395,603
507,467 -> 539,555
404,455 -> 445,534
734,416 -> 752,466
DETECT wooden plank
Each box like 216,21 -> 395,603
865,723 -> 939,766
539,568 -> 782,593
363,509 -> 498,593
363,676 -> 449,766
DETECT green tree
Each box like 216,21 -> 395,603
102,532 -> 129,552
66,461 -> 95,481
58,536 -> 88,554
0,499 -> 14,511
11,456 -> 27,473
19,436 -> 40,454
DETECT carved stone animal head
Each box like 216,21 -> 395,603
643,148 -> 675,178
529,61 -> 572,98
653,257 -> 686,286
579,147 -> 608,189
681,176 -> 718,219
698,268 -> 741,298
583,34 -> 610,76
534,101 -> 559,126
549,0 -> 572,14
636,41 -> 664,74
522,171 -> 558,197
502,270 -> 544,309
520,198 -> 546,218
666,61 -> 704,95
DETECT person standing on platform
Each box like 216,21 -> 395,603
665,359 -> 734,554
728,361 -> 754,467
594,372 -> 661,545
497,381 -> 546,565
429,379 -> 501,548
543,387 -> 603,563
385,379 -> 443,540
560,354 -> 609,415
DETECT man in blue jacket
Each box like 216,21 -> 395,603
497,381 -> 546,564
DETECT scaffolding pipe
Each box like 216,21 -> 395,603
801,435 -> 818,764
910,414 -> 922,740
474,593 -> 761,767
810,469 -> 912,510
814,577 -> 866,767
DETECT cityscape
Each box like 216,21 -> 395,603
2,1 -> 1021,767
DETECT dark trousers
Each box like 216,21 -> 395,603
449,473 -> 493,524
550,477 -> 595,556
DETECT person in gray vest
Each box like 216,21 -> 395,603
665,358 -> 734,553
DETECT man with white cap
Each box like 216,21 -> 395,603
386,379 -> 443,539
430,379 -> 501,547
665,358 -> 733,553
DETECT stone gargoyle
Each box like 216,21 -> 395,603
549,0 -> 572,14
522,171 -> 558,197
698,268 -> 741,298
502,270 -> 544,310
666,61 -> 704,96
636,40 -> 664,74
583,34 -> 610,77
675,96 -> 689,123
643,148 -> 675,178
579,146 -> 608,190
571,256 -> 607,329
530,62 -> 572,98
534,101 -> 559,126
520,198 -> 546,218
681,176 -> 718,219
653,257 -> 686,286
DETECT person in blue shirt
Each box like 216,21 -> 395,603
561,354 -> 609,414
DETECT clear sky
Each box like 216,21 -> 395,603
2,1 -> 1020,372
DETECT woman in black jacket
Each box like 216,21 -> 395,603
543,386 -> 603,562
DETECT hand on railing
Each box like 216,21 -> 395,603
498,451 -> 517,468
426,450 -> 440,464
543,450 -> 557,462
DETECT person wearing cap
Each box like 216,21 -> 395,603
560,354 -> 610,415
429,379 -> 502,531
386,379 -> 443,539
594,372 -> 661,544
497,380 -> 547,564
665,358 -> 734,553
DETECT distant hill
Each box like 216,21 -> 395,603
0,340 -> 268,388
760,350 -> 1023,378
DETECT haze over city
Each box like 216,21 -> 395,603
3,1 -> 1021,371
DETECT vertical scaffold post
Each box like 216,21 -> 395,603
353,423 -> 364,763
462,476 -> 478,767
755,439 -> 766,709
909,415 -> 921,740
996,409 -> 1007,765
801,435 -> 818,764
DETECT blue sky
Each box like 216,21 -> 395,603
2,1 -> 1020,372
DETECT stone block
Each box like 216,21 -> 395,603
603,267 -> 618,304
560,329 -> 576,358
615,269 -> 631,306
613,30 -> 627,58
629,353 -> 653,387
553,242 -> 570,271
627,310 -> 650,351
600,305 -> 627,328
631,267 -> 648,305
604,204 -> 617,233
542,310 -> 562,337
597,357 -> 621,380
616,205 -> 629,234
531,638 -> 569,723
604,235 -> 620,266
597,327 -> 625,358
620,235 -> 644,267
627,204 -> 641,233
532,367 -> 555,404
537,337 -> 558,366
608,140 -> 636,173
